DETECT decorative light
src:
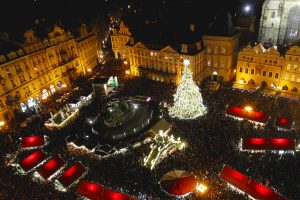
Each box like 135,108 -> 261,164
213,71 -> 218,75
196,183 -> 208,194
244,106 -> 253,111
125,70 -> 130,74
183,59 -> 190,66
244,5 -> 251,12
168,61 -> 206,119
124,61 -> 128,65
0,121 -> 5,127
87,68 -> 92,72
62,84 -> 67,88
239,79 -> 245,84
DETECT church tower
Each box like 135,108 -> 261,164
259,0 -> 300,46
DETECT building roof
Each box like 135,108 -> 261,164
0,38 -> 23,55
91,77 -> 109,85
149,119 -> 171,135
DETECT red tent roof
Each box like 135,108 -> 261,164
19,150 -> 47,172
242,138 -> 268,150
58,163 -> 85,187
275,117 -> 292,130
226,106 -> 268,123
76,181 -> 136,200
22,136 -> 45,148
38,156 -> 64,179
242,138 -> 295,151
220,166 -> 287,200
160,170 -> 196,196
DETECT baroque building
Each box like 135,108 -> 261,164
235,42 -> 300,98
0,24 -> 98,126
111,22 -> 240,85
259,0 -> 300,46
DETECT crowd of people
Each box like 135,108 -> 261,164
1,77 -> 300,200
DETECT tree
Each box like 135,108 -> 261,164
168,59 -> 207,119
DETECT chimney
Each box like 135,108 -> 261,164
190,24 -> 195,32
181,44 -> 188,53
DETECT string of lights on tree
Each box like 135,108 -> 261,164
168,59 -> 207,119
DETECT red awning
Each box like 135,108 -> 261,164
269,138 -> 295,150
226,106 -> 268,123
19,150 -> 47,172
275,117 -> 292,130
22,136 -> 45,148
76,181 -> 136,200
242,138 -> 295,151
220,166 -> 287,200
38,156 -> 64,179
58,163 -> 85,187
219,165 -> 251,192
242,138 -> 268,150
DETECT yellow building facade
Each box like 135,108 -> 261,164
235,43 -> 300,98
202,34 -> 241,82
111,22 -> 240,85
0,24 -> 98,126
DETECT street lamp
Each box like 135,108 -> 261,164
196,182 -> 208,194
244,106 -> 253,112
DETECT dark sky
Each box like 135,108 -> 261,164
0,0 -> 264,40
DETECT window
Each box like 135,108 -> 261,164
2,84 -> 8,92
240,68 -> 243,72
262,71 -> 266,76
251,69 -> 254,74
285,74 -> 289,80
10,80 -> 16,88
287,64 -> 291,70
275,73 -> 279,78
0,100 -> 4,108
291,74 -> 295,81
269,72 -> 272,77
245,68 -> 248,73
271,11 -> 276,18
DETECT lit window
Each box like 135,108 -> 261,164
287,64 -> 291,70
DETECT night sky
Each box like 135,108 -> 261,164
0,0 -> 264,40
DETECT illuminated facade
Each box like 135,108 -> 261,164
111,22 -> 240,85
202,34 -> 240,82
0,24 -> 98,125
259,0 -> 300,46
235,43 -> 300,98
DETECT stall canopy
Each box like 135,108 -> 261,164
58,163 -> 85,187
20,150 -> 47,172
160,170 -> 196,196
22,136 -> 45,148
76,181 -> 136,200
226,106 -> 268,123
275,117 -> 293,130
242,138 -> 295,151
220,165 -> 287,200
38,156 -> 64,179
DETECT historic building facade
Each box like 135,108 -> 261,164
259,0 -> 300,46
0,24 -> 98,126
111,22 -> 240,85
235,43 -> 300,98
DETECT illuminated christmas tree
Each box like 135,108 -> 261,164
168,59 -> 207,119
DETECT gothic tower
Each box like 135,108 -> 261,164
259,0 -> 300,46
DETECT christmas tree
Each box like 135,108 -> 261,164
168,59 -> 207,119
